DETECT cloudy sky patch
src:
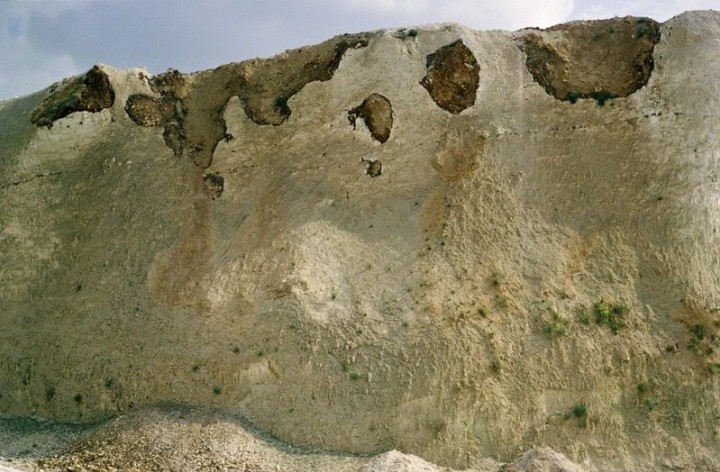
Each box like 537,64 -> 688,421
0,0 -> 718,99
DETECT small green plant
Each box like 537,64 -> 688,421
396,28 -> 419,39
45,386 -> 56,401
594,299 -> 627,334
273,95 -> 288,111
232,346 -> 241,354
212,386 -> 222,395
73,393 -> 83,404
349,372 -> 360,380
490,272 -> 503,287
331,290 -> 337,300
689,324 -> 706,350
572,403 -> 587,418
643,398 -> 658,411
590,90 -> 616,106
544,317 -> 567,338
104,378 -> 114,388
575,305 -> 591,325
637,381 -> 650,393
256,350 -> 265,357
708,362 -> 720,375
567,91 -> 581,104
191,364 -> 200,372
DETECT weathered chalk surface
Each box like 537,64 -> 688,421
1,10 -> 719,472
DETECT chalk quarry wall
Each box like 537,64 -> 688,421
1,10 -> 719,471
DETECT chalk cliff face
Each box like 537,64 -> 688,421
1,10 -> 720,471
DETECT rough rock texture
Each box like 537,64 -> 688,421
517,17 -> 661,104
348,93 -> 394,143
502,447 -> 586,472
420,40 -> 480,113
2,11 -> 720,472
125,34 -> 370,167
30,65 -> 115,127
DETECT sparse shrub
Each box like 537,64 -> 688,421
273,95 -> 288,111
191,364 -> 200,372
45,386 -> 56,401
544,317 -> 567,338
689,324 -> 706,350
232,346 -> 241,354
73,393 -> 83,404
495,295 -> 509,309
594,299 -> 627,334
590,90 -> 616,106
395,28 -> 419,39
575,305 -> 591,325
212,386 -> 222,395
349,372 -> 360,381
637,381 -> 650,393
644,398 -> 658,411
572,403 -> 587,418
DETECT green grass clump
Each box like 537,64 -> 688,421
544,317 -> 567,338
575,305 -> 591,325
594,299 -> 628,334
643,398 -> 658,411
572,403 -> 587,418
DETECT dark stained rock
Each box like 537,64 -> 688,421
203,172 -> 224,199
362,158 -> 382,177
31,65 -> 115,128
348,93 -> 393,143
420,40 -> 480,114
517,17 -> 661,105
122,34 -> 371,168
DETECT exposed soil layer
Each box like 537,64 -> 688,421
420,40 -> 480,114
30,66 -> 115,127
348,93 -> 393,143
517,17 -> 661,104
125,34 -> 370,167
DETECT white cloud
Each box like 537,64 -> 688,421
321,0 -> 575,29
0,1 -> 83,98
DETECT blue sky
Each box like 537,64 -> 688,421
1,0 -> 718,99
